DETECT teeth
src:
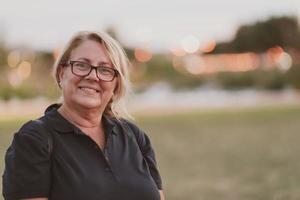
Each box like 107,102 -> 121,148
79,87 -> 99,93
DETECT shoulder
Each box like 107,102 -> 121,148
5,116 -> 51,165
120,118 -> 142,133
15,116 -> 51,143
118,118 -> 154,151
104,115 -> 153,149
19,117 -> 46,132
106,116 -> 146,140
117,118 -> 146,139
17,103 -> 60,137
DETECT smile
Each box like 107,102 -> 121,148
78,86 -> 100,93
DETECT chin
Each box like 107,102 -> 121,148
75,96 -> 104,110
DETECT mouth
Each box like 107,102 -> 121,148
78,86 -> 100,93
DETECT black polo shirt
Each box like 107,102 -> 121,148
2,104 -> 162,200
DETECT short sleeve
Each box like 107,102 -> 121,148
2,120 -> 51,200
125,121 -> 163,190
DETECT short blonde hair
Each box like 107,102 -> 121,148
53,31 -> 132,119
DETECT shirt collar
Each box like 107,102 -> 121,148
44,104 -> 117,136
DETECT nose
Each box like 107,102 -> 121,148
85,67 -> 99,81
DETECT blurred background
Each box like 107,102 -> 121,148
1,0 -> 300,199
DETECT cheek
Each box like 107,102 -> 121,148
60,76 -> 81,93
101,84 -> 117,103
103,80 -> 117,93
103,87 -> 115,98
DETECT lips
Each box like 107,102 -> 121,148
78,86 -> 100,93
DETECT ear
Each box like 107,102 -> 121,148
58,65 -> 65,84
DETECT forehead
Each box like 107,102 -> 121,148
70,39 -> 112,65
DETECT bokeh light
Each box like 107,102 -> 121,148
172,56 -> 185,73
17,61 -> 32,80
170,47 -> 186,57
7,69 -> 22,87
266,46 -> 284,69
181,35 -> 200,54
183,55 -> 204,75
201,40 -> 216,53
134,48 -> 152,63
278,52 -> 293,71
7,50 -> 21,68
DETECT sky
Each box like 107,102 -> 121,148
0,0 -> 299,52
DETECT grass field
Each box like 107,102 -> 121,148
1,105 -> 300,200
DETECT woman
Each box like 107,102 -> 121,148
3,31 -> 164,200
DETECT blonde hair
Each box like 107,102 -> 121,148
53,31 -> 132,119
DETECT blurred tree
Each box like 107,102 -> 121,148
216,71 -> 256,89
215,69 -> 287,90
0,41 -> 7,69
211,16 -> 300,53
286,64 -> 300,89
253,69 -> 286,90
0,23 -> 8,68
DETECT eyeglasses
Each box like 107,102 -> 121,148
64,60 -> 119,82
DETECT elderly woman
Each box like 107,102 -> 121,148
3,31 -> 164,200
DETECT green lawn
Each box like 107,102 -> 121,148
1,105 -> 300,200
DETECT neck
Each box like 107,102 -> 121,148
58,103 -> 103,128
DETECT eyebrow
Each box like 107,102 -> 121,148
77,57 -> 111,66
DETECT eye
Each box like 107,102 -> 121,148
73,62 -> 90,71
97,67 -> 114,75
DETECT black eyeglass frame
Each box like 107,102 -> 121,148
63,60 -> 119,82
